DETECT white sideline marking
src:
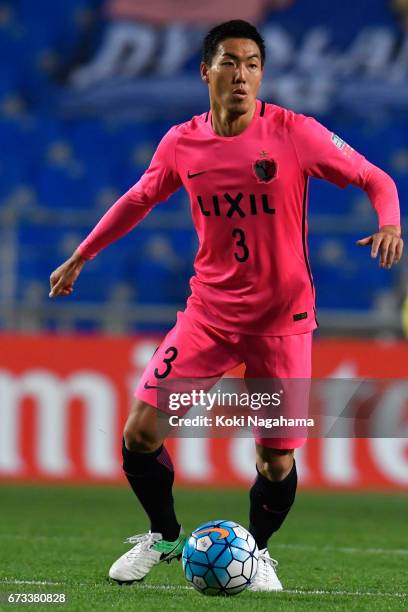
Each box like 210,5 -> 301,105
1,579 -> 407,599
285,588 -> 407,599
273,543 -> 408,556
0,580 -> 62,586
137,584 -> 408,598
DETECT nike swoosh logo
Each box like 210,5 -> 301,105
187,170 -> 207,179
195,527 -> 230,540
144,381 -> 161,390
155,537 -> 184,559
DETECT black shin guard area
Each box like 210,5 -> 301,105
249,460 -> 298,550
122,440 -> 180,541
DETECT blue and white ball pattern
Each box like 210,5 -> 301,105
182,520 -> 258,596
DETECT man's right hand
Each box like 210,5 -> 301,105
49,251 -> 86,298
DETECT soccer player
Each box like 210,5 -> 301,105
49,20 -> 403,591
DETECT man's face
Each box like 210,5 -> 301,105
201,38 -> 263,114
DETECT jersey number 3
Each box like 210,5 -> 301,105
154,346 -> 178,379
232,228 -> 249,263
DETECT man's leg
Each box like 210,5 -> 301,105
122,399 -> 180,541
109,399 -> 184,583
249,445 -> 297,550
109,310 -> 242,583
246,444 -> 297,592
243,331 -> 312,566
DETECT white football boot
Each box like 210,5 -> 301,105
248,548 -> 283,592
109,529 -> 186,584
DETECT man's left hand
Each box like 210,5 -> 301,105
356,225 -> 403,268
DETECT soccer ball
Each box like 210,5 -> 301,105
182,520 -> 258,596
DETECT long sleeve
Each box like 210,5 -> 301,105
288,114 -> 365,188
77,126 -> 182,260
288,113 -> 400,229
351,159 -> 401,229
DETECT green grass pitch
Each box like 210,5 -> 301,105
0,484 -> 407,611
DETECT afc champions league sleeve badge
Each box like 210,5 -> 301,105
253,154 -> 278,183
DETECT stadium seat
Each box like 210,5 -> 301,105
1,0 -> 405,331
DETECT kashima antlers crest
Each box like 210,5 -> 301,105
253,157 -> 278,183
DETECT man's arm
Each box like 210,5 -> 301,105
289,114 -> 403,268
352,161 -> 403,269
49,126 -> 182,297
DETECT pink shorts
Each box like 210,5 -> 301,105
135,310 -> 312,449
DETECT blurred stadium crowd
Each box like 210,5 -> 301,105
0,0 -> 407,334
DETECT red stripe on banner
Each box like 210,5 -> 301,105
0,334 -> 407,490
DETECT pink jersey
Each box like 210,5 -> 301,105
78,100 -> 400,335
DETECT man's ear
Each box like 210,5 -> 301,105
200,62 -> 210,84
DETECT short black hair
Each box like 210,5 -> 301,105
202,20 -> 266,68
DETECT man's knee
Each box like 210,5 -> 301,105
123,399 -> 165,452
256,445 -> 295,481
